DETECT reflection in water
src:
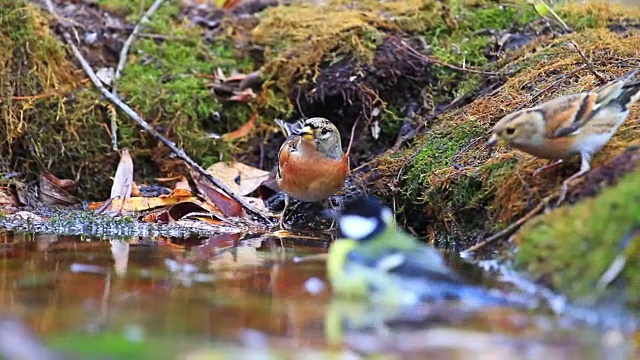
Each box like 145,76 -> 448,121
0,231 -> 636,359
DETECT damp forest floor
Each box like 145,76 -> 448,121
1,0 -> 640,358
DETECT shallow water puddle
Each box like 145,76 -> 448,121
0,231 -> 634,359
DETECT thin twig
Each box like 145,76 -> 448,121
399,40 -> 501,76
346,117 -> 360,156
107,104 -> 118,151
569,40 -> 605,83
450,135 -> 484,164
138,33 -> 187,41
461,195 -> 553,253
296,88 -> 307,119
113,0 -> 166,95
55,31 -> 273,223
531,65 -> 585,101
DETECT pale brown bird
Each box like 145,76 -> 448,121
487,70 -> 640,203
276,117 -> 349,228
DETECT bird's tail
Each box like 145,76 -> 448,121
618,73 -> 640,111
596,68 -> 640,109
275,118 -> 305,138
461,285 -> 538,309
426,283 -> 537,309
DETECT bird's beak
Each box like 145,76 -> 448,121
298,126 -> 314,141
486,134 -> 499,147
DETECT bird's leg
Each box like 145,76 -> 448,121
278,194 -> 290,230
532,159 -> 564,177
556,153 -> 591,206
326,199 -> 337,230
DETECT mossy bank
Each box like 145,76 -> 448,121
515,165 -> 640,309
394,3 -> 640,249
0,0 -> 256,198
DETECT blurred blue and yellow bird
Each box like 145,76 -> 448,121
327,196 -> 529,307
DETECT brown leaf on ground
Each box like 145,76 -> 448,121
167,201 -> 224,222
221,112 -> 257,141
192,170 -> 244,217
131,182 -> 143,197
43,173 -> 76,191
226,88 -> 256,102
242,196 -> 269,213
210,68 -> 260,103
158,175 -> 193,198
89,195 -> 201,212
205,160 -> 270,196
139,200 -> 225,224
175,176 -> 191,191
38,174 -> 80,206
0,188 -> 16,208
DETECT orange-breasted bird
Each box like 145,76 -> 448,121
275,117 -> 350,228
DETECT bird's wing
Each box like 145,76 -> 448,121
276,136 -> 301,180
275,118 -> 305,137
551,71 -> 639,138
532,92 -> 595,137
347,246 -> 464,285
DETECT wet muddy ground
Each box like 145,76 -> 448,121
0,231 -> 636,359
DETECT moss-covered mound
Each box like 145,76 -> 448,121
0,0 -> 554,200
514,163 -> 640,308
0,1 -> 114,197
393,3 -> 640,247
251,0 -> 546,164
0,0 -> 259,199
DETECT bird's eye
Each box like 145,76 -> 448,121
505,127 -> 516,136
321,128 -> 331,135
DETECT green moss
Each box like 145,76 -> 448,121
399,114 -> 522,244
97,0 -> 153,19
515,170 -> 640,307
0,1 -> 118,198
377,105 -> 404,141
416,2 -> 538,100
405,119 -> 484,195
427,4 -> 538,66
111,2 -> 256,166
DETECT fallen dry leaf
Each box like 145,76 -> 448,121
110,148 -> 134,201
192,171 -> 244,218
139,200 -> 224,224
89,196 -> 199,212
221,112 -> 256,141
226,88 -> 256,102
159,176 -> 193,198
43,173 -> 76,191
175,176 -> 191,192
167,201 -> 224,222
131,182 -> 143,197
242,196 -> 268,213
38,174 -> 80,206
0,189 -> 16,208
205,160 -> 270,196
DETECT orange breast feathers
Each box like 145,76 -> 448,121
277,140 -> 349,202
